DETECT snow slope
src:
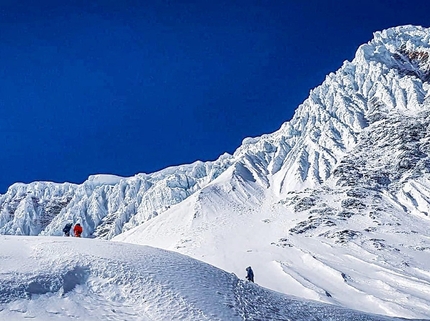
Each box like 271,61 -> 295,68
0,236 -> 422,321
114,170 -> 430,319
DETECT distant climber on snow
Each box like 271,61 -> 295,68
74,223 -> 83,237
246,266 -> 254,282
63,223 -> 72,237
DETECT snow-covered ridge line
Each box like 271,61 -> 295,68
0,155 -> 233,238
1,24 -> 430,241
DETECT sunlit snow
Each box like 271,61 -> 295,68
0,236 -> 421,321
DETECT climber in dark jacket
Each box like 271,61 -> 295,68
63,223 -> 73,237
246,266 -> 254,282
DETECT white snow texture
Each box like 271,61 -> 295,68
0,236 -> 420,321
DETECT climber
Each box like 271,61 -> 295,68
246,266 -> 254,282
62,223 -> 73,237
74,223 -> 83,237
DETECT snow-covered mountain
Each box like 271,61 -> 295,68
2,25 -> 430,319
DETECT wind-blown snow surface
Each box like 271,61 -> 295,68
0,236 -> 413,321
2,24 -> 430,319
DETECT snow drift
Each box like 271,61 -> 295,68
0,236 -> 420,321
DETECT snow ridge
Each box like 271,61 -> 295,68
1,236 -> 413,321
1,26 -> 429,239
0,155 -> 233,239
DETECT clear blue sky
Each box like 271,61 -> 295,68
0,0 -> 428,193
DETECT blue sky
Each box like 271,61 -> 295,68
0,0 -> 428,193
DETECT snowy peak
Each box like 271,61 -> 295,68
113,26 -> 430,319
1,25 -> 430,236
356,25 -> 430,76
237,25 -> 430,190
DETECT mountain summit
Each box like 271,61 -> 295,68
2,25 -> 430,318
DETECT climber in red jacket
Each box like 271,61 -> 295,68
74,223 -> 83,237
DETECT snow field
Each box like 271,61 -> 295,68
0,236 -> 414,321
